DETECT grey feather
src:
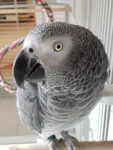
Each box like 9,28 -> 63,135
14,22 -> 108,140
17,82 -> 42,134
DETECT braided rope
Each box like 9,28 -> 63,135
0,0 -> 54,95
35,0 -> 54,22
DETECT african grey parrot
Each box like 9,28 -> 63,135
13,22 -> 108,150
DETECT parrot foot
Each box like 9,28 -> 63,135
61,131 -> 78,150
47,135 -> 59,150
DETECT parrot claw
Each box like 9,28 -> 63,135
61,131 -> 78,150
47,135 -> 59,150
47,133 -> 78,150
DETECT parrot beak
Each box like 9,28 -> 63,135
13,50 -> 29,88
13,50 -> 45,88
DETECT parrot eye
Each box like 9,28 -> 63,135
54,43 -> 63,52
29,48 -> 34,53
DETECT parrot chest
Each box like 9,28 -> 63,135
38,82 -> 103,135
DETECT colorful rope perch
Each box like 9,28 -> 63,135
35,0 -> 54,22
0,0 -> 54,95
0,37 -> 24,94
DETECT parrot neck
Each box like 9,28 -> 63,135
44,66 -> 80,91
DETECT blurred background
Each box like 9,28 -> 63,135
0,0 -> 113,145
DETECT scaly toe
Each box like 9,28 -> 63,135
47,135 -> 59,150
61,132 -> 78,150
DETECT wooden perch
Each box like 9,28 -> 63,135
4,141 -> 113,150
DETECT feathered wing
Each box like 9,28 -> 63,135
13,50 -> 46,134
16,82 -> 42,134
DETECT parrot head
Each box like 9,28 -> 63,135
13,22 -> 108,88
